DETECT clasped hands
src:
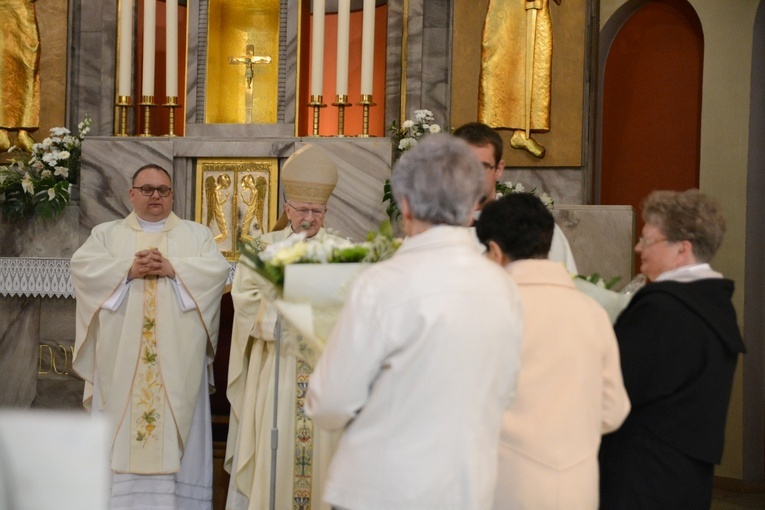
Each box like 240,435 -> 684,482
128,248 -> 176,281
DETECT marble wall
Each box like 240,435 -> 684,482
385,0 -> 452,129
80,136 -> 392,243
0,296 -> 82,408
556,205 -> 635,287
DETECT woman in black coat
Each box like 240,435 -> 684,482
599,189 -> 745,509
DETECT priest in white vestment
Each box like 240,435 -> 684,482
71,164 -> 230,510
475,193 -> 630,510
454,122 -> 578,273
306,135 -> 524,510
225,144 -> 343,510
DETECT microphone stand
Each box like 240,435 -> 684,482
269,320 -> 281,510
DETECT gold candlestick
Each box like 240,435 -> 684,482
307,95 -> 327,136
163,96 -> 180,137
357,94 -> 377,137
115,96 -> 132,137
138,95 -> 156,137
332,95 -> 352,137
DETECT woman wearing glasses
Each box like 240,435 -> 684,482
599,189 -> 745,509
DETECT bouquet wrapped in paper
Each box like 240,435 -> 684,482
239,222 -> 401,364
573,273 -> 646,324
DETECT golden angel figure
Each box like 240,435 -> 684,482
238,174 -> 268,243
205,174 -> 231,242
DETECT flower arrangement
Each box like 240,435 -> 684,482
239,220 -> 402,294
384,110 -> 445,222
0,115 -> 91,220
495,181 -> 555,212
388,109 -> 443,155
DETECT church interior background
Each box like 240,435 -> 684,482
1,0 -> 764,506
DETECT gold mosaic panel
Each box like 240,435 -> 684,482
195,159 -> 279,260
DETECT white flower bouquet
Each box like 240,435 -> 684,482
388,109 -> 443,155
0,115 -> 91,220
239,221 -> 401,295
239,222 -> 402,363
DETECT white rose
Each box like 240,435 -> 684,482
429,124 -> 441,134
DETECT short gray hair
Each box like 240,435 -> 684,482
642,189 -> 726,262
391,134 -> 484,226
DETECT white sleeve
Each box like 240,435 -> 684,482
100,279 -> 130,311
102,276 -> 196,312
549,223 -> 578,274
170,277 -> 197,312
305,281 -> 385,431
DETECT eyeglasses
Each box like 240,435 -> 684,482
638,236 -> 670,248
286,202 -> 326,217
133,185 -> 172,197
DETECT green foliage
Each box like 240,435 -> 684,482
574,273 -> 622,290
382,178 -> 400,224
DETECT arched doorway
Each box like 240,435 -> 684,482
598,0 -> 703,251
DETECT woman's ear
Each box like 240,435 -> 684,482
486,240 -> 510,266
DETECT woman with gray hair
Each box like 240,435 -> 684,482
391,133 -> 485,228
599,189 -> 746,509
306,134 -> 524,510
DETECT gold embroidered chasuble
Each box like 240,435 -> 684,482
226,228 -> 341,510
71,212 -> 229,474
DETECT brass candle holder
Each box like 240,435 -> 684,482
307,95 -> 327,136
332,95 -> 352,137
163,96 -> 180,137
115,96 -> 132,137
138,95 -> 156,137
357,94 -> 376,137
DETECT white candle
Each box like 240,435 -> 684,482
118,0 -> 133,97
142,0 -> 156,97
335,0 -> 350,97
166,0 -> 178,97
360,0 -> 375,95
310,0 -> 325,97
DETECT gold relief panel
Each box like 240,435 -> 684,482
195,159 -> 279,260
206,0 -> 280,124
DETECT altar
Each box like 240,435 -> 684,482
0,1 -> 639,508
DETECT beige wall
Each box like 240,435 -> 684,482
600,0 -> 760,481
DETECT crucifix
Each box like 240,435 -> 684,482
228,44 -> 272,123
